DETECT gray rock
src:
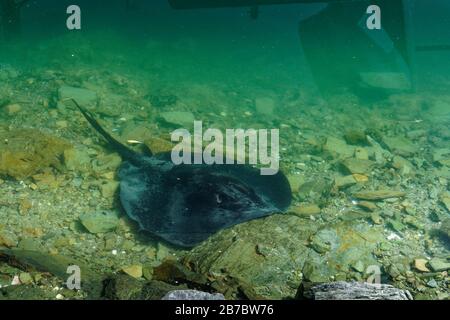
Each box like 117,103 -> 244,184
428,258 -> 450,272
184,215 -> 383,299
334,175 -> 357,189
0,230 -> 18,248
160,111 -> 195,127
323,137 -> 355,159
383,136 -> 418,157
162,290 -> 225,300
341,158 -> 375,175
79,210 -> 119,234
311,281 -> 413,300
58,86 -> 98,106
353,190 -> 406,201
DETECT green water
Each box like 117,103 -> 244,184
0,0 -> 449,300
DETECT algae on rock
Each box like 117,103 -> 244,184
0,129 -> 72,180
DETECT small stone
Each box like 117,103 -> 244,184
0,230 -> 18,248
352,174 -> 369,183
144,137 -> 174,154
403,216 -> 422,229
18,238 -> 42,251
19,272 -> 33,284
156,242 -> 171,261
79,210 -> 119,234
383,136 -> 418,157
59,86 -> 98,106
323,137 -> 355,159
344,130 -> 367,145
122,265 -> 143,279
414,259 -> 430,272
392,156 -> 413,176
291,204 -> 321,216
353,190 -> 406,201
428,258 -> 450,272
287,174 -> 305,193
121,240 -> 135,251
341,158 -> 375,175
334,175 -> 357,189
160,111 -> 195,127
145,247 -> 156,260
5,104 -> 22,115
142,266 -> 153,281
426,279 -> 438,288
102,171 -> 115,180
19,199 -> 33,214
100,181 -> 120,198
370,212 -> 383,225
358,201 -> 378,212
388,219 -> 406,232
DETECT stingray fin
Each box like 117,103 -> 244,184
71,99 -> 150,162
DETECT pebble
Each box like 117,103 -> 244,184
334,175 -> 356,189
100,181 -> 120,199
426,279 -> 438,288
291,204 -> 321,216
79,210 -> 119,234
358,201 -> 378,212
0,230 -> 18,248
428,258 -> 450,272
414,259 -> 430,272
5,104 -> 22,115
19,272 -> 33,284
353,190 -> 406,201
122,265 -> 143,279
160,111 -> 195,127
370,212 -> 383,225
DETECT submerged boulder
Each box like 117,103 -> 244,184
183,214 -> 384,299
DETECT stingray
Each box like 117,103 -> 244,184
72,100 -> 292,248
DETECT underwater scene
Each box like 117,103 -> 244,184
0,0 -> 449,302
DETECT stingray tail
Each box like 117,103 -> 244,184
71,99 -> 146,163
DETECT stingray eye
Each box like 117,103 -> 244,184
215,194 -> 222,204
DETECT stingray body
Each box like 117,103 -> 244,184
74,100 -> 292,247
